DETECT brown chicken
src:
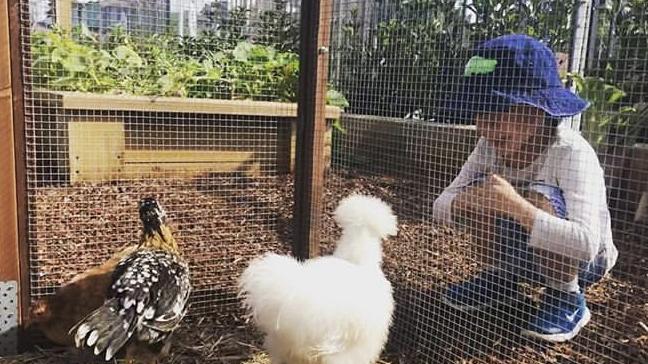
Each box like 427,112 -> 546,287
28,244 -> 139,346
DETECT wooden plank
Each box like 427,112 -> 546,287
8,0 -> 29,330
121,159 -> 258,178
37,91 -> 342,120
123,149 -> 256,178
290,122 -> 297,172
69,122 -> 258,182
0,94 -> 19,283
121,149 -> 258,178
68,121 -> 125,183
333,115 -> 478,195
32,92 -> 341,180
0,0 -> 9,90
55,0 -> 72,30
292,0 -> 332,259
123,150 -> 254,164
123,118 -> 281,152
0,0 -> 17,283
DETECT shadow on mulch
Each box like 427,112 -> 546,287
384,284 -> 586,364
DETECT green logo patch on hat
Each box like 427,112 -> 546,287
464,56 -> 498,76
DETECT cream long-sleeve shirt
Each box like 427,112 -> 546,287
432,127 -> 618,273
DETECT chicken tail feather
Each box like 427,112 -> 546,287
70,298 -> 135,361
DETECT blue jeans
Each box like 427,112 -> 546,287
466,175 -> 607,289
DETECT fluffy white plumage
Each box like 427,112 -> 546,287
238,194 -> 398,364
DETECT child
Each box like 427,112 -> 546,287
433,34 -> 618,342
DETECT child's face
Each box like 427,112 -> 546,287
475,105 -> 545,162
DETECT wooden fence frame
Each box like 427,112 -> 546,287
1,0 -> 29,354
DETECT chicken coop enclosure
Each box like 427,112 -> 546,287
0,0 -> 647,362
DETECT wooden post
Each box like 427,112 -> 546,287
1,0 -> 27,354
55,0 -> 72,30
5,0 -> 29,336
293,0 -> 332,259
567,0 -> 592,131
0,0 -> 19,287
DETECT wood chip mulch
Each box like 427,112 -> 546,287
3,170 -> 646,364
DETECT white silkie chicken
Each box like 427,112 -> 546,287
238,194 -> 398,364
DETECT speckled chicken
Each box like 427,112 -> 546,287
69,197 -> 192,363
28,243 -> 139,347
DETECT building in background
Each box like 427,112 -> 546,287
32,0 -> 299,36
69,0 -> 171,35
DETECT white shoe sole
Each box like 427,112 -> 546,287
521,306 -> 591,343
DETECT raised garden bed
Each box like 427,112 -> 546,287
32,91 -> 341,184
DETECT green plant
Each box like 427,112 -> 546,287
220,6 -> 251,49
32,27 -> 119,93
198,0 -> 228,30
595,0 -> 648,106
330,0 -> 576,120
257,0 -> 300,53
570,71 -> 639,150
326,88 -> 350,132
467,0 -> 574,50
326,88 -> 350,109
30,26 -> 347,109
332,0 -> 466,119
224,41 -> 300,101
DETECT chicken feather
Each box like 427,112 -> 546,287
238,194 -> 398,364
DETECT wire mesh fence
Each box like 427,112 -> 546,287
19,0 -> 313,325
325,0 -> 648,363
3,0 -> 647,362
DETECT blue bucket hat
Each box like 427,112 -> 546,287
442,34 -> 590,120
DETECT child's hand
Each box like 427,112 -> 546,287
453,174 -> 529,219
483,174 -> 525,213
452,174 -> 545,238
451,181 -> 497,222
457,174 -> 525,216
452,185 -> 484,216
481,174 -> 539,230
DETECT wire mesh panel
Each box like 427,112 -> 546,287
8,0 -> 648,361
324,0 -> 648,363
12,0 -> 340,361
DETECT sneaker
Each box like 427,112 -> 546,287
521,288 -> 591,343
442,268 -> 519,311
